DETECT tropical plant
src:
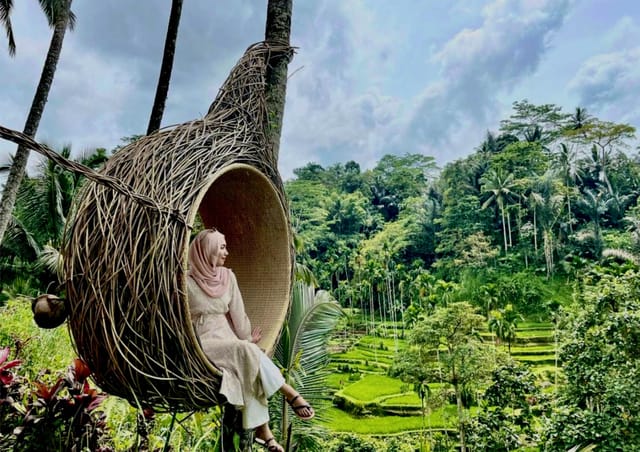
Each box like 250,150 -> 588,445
272,280 -> 344,450
480,169 -> 518,253
0,352 -> 111,451
0,0 -> 75,247
392,302 -> 492,452
543,269 -> 640,450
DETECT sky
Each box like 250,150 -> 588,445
1,0 -> 639,181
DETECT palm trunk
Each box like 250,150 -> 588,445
147,0 -> 183,135
533,208 -> 538,252
501,205 -> 508,253
507,209 -> 513,248
0,1 -> 71,247
567,192 -> 573,233
264,0 -> 293,162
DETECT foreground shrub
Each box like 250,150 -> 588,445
1,348 -> 111,451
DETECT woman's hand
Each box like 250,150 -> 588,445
251,327 -> 262,344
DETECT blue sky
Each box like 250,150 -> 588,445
1,0 -> 639,180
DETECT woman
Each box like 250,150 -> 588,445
187,228 -> 314,452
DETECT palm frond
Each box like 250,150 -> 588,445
602,248 -> 639,265
0,0 -> 15,56
4,214 -> 41,255
272,281 -> 344,436
38,243 -> 64,278
38,0 -> 75,29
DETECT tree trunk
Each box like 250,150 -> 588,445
147,0 -> 183,135
501,205 -> 508,254
453,378 -> 466,452
0,0 -> 71,247
507,209 -> 513,248
567,191 -> 573,233
264,0 -> 293,162
533,209 -> 538,252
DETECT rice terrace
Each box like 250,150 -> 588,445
1,0 -> 639,451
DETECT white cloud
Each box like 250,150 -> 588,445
397,0 -> 572,163
279,0 -> 404,177
569,47 -> 640,126
603,16 -> 640,51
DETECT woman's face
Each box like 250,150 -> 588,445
215,234 -> 229,266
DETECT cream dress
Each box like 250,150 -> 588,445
187,270 -> 285,429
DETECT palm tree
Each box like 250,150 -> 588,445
272,280 -> 344,450
147,0 -> 184,134
0,0 -> 75,247
264,0 -> 293,161
578,188 -> 608,257
488,304 -> 521,355
553,143 -> 583,232
1,146 -> 107,285
569,107 -> 591,131
480,169 -> 518,253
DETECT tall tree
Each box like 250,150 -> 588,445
553,143 -> 583,232
146,0 -> 183,135
480,169 -> 518,253
0,0 -> 75,247
392,302 -> 491,452
499,99 -> 570,146
264,0 -> 293,161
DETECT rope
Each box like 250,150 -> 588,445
0,125 -> 189,227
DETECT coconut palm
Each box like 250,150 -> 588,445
480,169 -> 518,253
271,280 -> 344,450
264,0 -> 293,161
578,187 -> 609,256
147,0 -> 184,134
488,304 -> 521,355
0,0 -> 75,247
553,143 -> 583,232
1,146 -> 107,287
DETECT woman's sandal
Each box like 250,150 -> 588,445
254,437 -> 284,452
286,394 -> 315,420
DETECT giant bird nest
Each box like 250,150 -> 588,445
62,42 -> 294,411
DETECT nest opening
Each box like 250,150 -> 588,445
189,164 -> 291,358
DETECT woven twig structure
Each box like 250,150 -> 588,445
62,42 -> 294,410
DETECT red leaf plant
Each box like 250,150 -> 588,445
0,346 -> 21,386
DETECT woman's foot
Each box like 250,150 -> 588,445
255,424 -> 284,452
255,437 -> 284,452
287,394 -> 315,420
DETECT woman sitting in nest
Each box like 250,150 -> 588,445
187,228 -> 314,452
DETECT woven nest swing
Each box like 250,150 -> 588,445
61,42 -> 294,411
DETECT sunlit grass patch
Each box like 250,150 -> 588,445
516,329 -> 554,337
321,405 -> 466,433
382,393 -> 422,406
341,374 -> 409,402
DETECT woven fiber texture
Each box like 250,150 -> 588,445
62,42 -> 294,411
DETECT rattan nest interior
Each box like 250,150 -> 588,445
62,42 -> 293,410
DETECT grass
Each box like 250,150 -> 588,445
321,406 -> 459,433
0,297 -> 76,379
382,393 -> 422,406
515,329 -> 554,338
340,374 -> 410,402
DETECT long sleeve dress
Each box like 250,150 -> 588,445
187,270 -> 285,429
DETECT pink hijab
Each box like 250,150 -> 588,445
188,229 -> 230,298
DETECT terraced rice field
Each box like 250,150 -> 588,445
322,322 -> 558,435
